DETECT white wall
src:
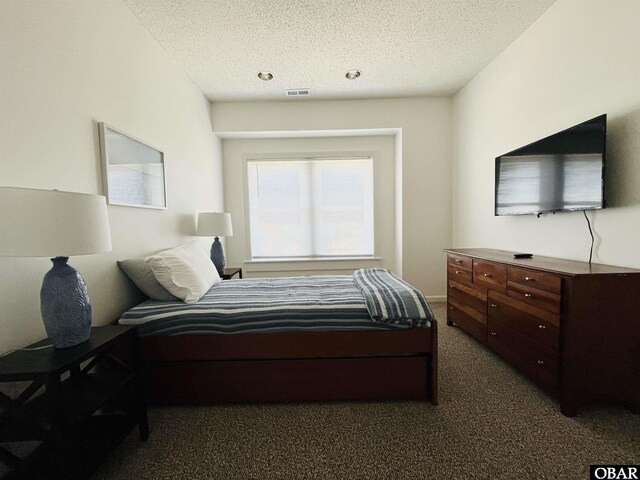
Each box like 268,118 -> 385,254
222,135 -> 397,276
453,0 -> 640,268
212,98 -> 453,298
0,0 -> 222,352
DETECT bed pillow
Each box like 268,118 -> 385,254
117,258 -> 177,301
145,242 -> 221,303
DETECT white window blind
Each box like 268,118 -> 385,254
247,157 -> 374,259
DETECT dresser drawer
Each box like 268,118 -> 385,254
508,267 -> 561,295
448,280 -> 487,314
447,253 -> 472,271
487,318 -> 559,391
447,263 -> 472,285
473,260 -> 506,290
448,297 -> 486,342
488,290 -> 559,350
507,282 -> 561,314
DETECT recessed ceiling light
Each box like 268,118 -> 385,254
345,70 -> 361,80
257,71 -> 273,81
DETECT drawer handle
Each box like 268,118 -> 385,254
524,276 -> 534,281
483,273 -> 492,277
524,293 -> 532,298
455,259 -> 463,263
490,331 -> 497,336
490,303 -> 498,308
537,360 -> 545,366
538,324 -> 546,330
449,306 -> 454,310
455,270 -> 462,274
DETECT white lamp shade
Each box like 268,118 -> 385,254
0,187 -> 112,257
196,212 -> 233,237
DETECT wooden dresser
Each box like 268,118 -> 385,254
445,248 -> 640,416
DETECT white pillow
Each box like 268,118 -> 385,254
145,242 -> 221,303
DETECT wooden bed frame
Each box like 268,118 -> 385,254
138,320 -> 438,406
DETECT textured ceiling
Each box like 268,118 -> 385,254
123,0 -> 556,102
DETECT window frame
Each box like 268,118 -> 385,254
243,152 -> 377,262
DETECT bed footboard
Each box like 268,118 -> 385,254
139,322 -> 438,406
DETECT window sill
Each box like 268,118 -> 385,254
245,257 -> 382,264
243,257 -> 384,274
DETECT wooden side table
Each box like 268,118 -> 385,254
0,325 -> 148,479
221,267 -> 242,280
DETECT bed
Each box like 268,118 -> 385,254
119,268 -> 438,406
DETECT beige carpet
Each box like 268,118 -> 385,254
92,304 -> 640,479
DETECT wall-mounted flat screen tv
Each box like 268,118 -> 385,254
494,114 -> 606,216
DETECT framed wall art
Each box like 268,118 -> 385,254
98,122 -> 167,209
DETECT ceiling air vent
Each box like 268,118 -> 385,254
286,88 -> 310,97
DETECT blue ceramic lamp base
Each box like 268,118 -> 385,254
210,237 -> 225,276
40,257 -> 92,349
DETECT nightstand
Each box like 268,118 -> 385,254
221,267 -> 242,280
0,325 -> 148,479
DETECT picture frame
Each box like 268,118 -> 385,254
98,122 -> 167,209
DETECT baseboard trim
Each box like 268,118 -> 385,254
426,295 -> 446,303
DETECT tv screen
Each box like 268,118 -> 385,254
494,114 -> 606,216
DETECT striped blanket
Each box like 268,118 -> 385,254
119,274 -> 424,336
353,268 -> 433,327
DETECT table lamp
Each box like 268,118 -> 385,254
0,187 -> 112,348
196,212 -> 233,275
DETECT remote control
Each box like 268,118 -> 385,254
513,253 -> 533,259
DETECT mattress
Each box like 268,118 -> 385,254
119,275 -> 412,336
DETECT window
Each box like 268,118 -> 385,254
247,157 -> 374,260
